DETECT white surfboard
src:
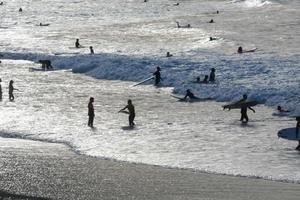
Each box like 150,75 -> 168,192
223,101 -> 258,110
278,128 -> 300,141
132,76 -> 154,87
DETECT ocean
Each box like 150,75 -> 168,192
0,0 -> 299,183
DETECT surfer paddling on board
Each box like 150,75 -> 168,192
237,46 -> 257,54
88,97 -> 95,127
119,99 -> 135,127
184,89 -> 198,100
153,66 -> 162,86
239,94 -> 255,123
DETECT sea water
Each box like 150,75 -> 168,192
0,0 -> 299,182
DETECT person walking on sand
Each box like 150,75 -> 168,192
239,94 -> 255,123
9,80 -> 18,101
119,99 -> 135,127
88,97 -> 95,127
153,66 -> 162,86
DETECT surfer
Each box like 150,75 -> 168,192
88,97 -> 95,127
176,22 -> 191,28
39,23 -> 50,26
0,2 -> 3,6
8,80 -> 18,101
75,39 -> 80,48
153,66 -> 162,86
19,8 -> 22,12
38,60 -> 53,70
0,78 -> 2,100
237,46 -> 256,54
209,37 -> 217,41
184,89 -> 197,100
296,117 -> 300,150
119,99 -> 135,127
237,46 -> 243,54
90,46 -> 94,54
208,19 -> 214,23
202,75 -> 209,83
166,52 -> 173,57
209,68 -> 215,82
277,106 -> 289,113
239,94 -> 255,123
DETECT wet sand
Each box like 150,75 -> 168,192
0,138 -> 299,200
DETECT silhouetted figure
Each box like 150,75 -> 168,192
216,10 -> 219,14
39,23 -> 50,26
9,80 -> 17,101
88,97 -> 95,127
144,0 -> 147,2
239,94 -> 255,123
0,78 -> 2,100
0,2 -> 3,6
202,75 -> 209,83
75,39 -> 80,48
184,89 -> 197,100
153,66 -> 162,86
196,77 -> 201,83
166,52 -> 173,57
296,117 -> 300,150
174,3 -> 179,6
89,46 -> 94,54
237,46 -> 243,54
176,22 -> 191,28
209,68 -> 215,82
19,8 -> 22,12
277,105 -> 289,113
208,19 -> 214,23
119,99 -> 135,127
209,37 -> 217,41
38,60 -> 53,70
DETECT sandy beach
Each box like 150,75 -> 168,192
0,137 -> 299,200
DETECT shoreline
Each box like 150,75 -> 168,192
1,137 -> 300,200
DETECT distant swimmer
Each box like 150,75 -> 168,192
202,75 -> 209,83
75,39 -> 81,48
208,19 -> 214,23
176,21 -> 191,28
38,60 -> 53,70
216,10 -> 219,14
88,97 -> 95,127
19,8 -> 22,12
277,105 -> 290,113
209,37 -> 217,41
166,52 -> 173,57
239,94 -> 255,123
237,46 -> 257,54
0,78 -> 2,100
153,66 -> 162,86
184,89 -> 198,100
209,68 -> 215,82
8,80 -> 18,101
90,46 -> 94,54
39,23 -> 50,26
174,3 -> 179,6
119,99 -> 135,127
296,117 -> 300,150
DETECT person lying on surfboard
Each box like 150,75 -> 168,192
277,105 -> 290,113
184,89 -> 198,100
237,46 -> 257,54
119,99 -> 135,127
239,94 -> 255,123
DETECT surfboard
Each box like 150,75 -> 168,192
29,67 -> 54,72
68,46 -> 85,49
132,76 -> 154,87
278,128 -> 300,141
223,100 -> 258,110
121,126 -> 135,130
244,48 -> 257,53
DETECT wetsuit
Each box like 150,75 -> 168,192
153,70 -> 161,85
88,101 -> 94,127
9,83 -> 14,101
209,71 -> 215,82
125,104 -> 135,127
184,91 -> 196,99
296,119 -> 300,150
0,83 -> 2,100
239,99 -> 255,123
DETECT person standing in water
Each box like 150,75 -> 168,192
119,99 -> 135,127
295,117 -> 300,150
153,66 -> 162,86
239,94 -> 255,123
75,39 -> 80,48
0,78 -> 2,100
209,68 -> 216,82
89,46 -> 94,54
88,97 -> 95,127
8,80 -> 18,101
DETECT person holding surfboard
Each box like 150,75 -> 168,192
88,97 -> 95,127
153,66 -> 162,86
239,94 -> 255,123
119,99 -> 135,127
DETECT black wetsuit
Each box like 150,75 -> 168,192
88,101 -> 94,127
123,104 -> 135,127
184,91 -> 196,99
153,70 -> 161,85
239,99 -> 254,122
9,83 -> 14,101
0,83 -> 2,100
209,72 -> 215,82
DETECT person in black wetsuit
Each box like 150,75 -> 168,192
153,66 -> 162,86
209,68 -> 215,82
88,97 -> 95,127
0,78 -> 2,100
8,80 -> 18,101
89,46 -> 94,54
119,99 -> 135,127
296,117 -> 300,150
202,75 -> 209,83
75,39 -> 80,48
184,89 -> 197,100
239,94 -> 255,123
